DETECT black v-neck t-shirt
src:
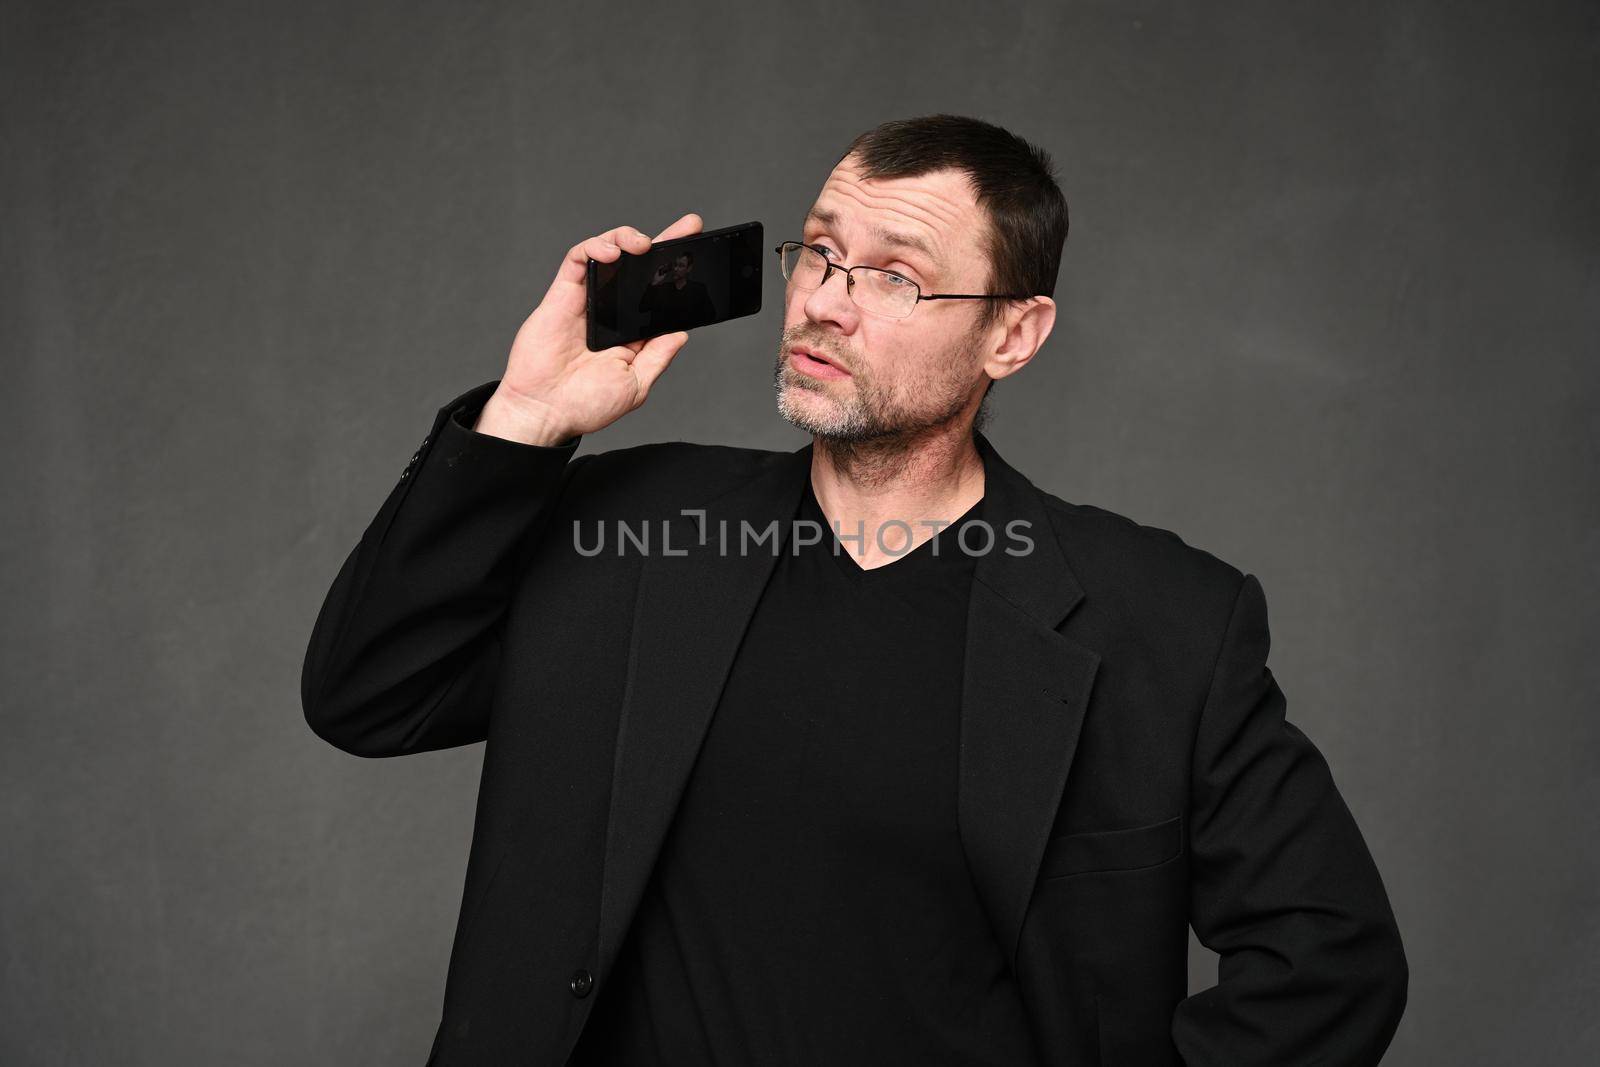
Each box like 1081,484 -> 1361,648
569,480 -> 1043,1066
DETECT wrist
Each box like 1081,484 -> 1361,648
472,389 -> 573,448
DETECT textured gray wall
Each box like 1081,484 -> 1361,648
3,1 -> 1595,1063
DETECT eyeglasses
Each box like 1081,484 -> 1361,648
774,241 -> 1036,320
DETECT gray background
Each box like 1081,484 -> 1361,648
3,1 -> 1595,1063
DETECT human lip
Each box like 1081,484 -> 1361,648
789,345 -> 851,378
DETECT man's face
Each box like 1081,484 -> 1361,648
673,254 -> 692,282
775,155 -> 996,442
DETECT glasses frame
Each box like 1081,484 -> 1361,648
773,241 -> 1036,320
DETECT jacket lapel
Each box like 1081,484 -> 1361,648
959,433 -> 1101,972
596,445 -> 812,975
596,432 -> 1100,980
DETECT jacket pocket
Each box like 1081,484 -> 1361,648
1039,813 -> 1183,881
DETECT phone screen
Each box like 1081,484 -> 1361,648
586,221 -> 763,351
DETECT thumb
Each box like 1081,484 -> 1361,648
631,331 -> 689,395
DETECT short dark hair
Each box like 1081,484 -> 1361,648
835,114 -> 1069,337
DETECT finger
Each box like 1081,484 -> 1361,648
653,212 -> 703,243
606,224 -> 654,256
631,330 -> 689,395
544,225 -> 655,318
614,336 -> 648,363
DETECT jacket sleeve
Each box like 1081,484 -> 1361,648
300,379 -> 590,758
1171,573 -> 1409,1065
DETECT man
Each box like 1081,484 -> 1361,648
637,249 -> 716,333
302,114 -> 1408,1066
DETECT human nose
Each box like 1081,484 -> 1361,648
802,261 -> 858,326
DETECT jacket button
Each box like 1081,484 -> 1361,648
569,969 -> 593,998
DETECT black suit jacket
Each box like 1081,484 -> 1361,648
302,379 -> 1408,1066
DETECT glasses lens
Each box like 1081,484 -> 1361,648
853,268 -> 919,319
782,243 -> 827,289
779,244 -> 919,318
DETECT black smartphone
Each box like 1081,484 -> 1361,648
586,220 -> 763,351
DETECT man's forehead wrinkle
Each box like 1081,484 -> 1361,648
809,175 -> 974,270
806,206 -> 942,267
